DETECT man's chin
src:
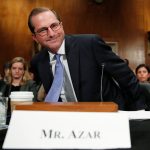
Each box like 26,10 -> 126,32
46,45 -> 60,52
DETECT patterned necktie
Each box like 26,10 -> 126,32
45,54 -> 63,102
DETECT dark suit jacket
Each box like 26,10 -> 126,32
30,34 -> 146,110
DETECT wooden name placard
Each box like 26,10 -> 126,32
15,102 -> 118,112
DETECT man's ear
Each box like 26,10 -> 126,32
32,34 -> 38,43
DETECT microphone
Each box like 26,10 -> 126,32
100,63 -> 105,102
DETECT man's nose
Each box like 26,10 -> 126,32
47,27 -> 55,36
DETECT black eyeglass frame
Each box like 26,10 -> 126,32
34,22 -> 61,37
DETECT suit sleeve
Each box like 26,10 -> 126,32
92,35 -> 142,102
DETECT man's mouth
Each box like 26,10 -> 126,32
47,37 -> 58,42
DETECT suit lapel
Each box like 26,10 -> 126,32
38,50 -> 53,93
65,35 -> 80,100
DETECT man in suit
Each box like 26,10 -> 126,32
28,7 -> 146,110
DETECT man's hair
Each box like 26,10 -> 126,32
28,7 -> 61,34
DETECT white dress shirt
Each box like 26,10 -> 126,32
48,40 -> 77,102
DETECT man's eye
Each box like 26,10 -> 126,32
38,28 -> 47,33
51,23 -> 58,29
51,24 -> 57,28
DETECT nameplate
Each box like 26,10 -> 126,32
3,111 -> 131,149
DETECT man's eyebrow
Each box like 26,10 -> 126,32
36,27 -> 47,31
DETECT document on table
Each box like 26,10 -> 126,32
118,110 -> 150,120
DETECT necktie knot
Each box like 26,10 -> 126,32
55,53 -> 60,58
55,54 -> 61,68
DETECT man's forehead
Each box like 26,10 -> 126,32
32,11 -> 57,27
33,11 -> 56,20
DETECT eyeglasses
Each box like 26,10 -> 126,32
35,22 -> 61,37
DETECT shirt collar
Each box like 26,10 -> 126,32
48,40 -> 65,61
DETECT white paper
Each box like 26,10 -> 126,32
118,110 -> 150,120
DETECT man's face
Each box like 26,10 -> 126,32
32,11 -> 65,53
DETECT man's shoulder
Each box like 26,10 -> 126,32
65,34 -> 102,45
65,34 -> 100,39
31,47 -> 49,63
